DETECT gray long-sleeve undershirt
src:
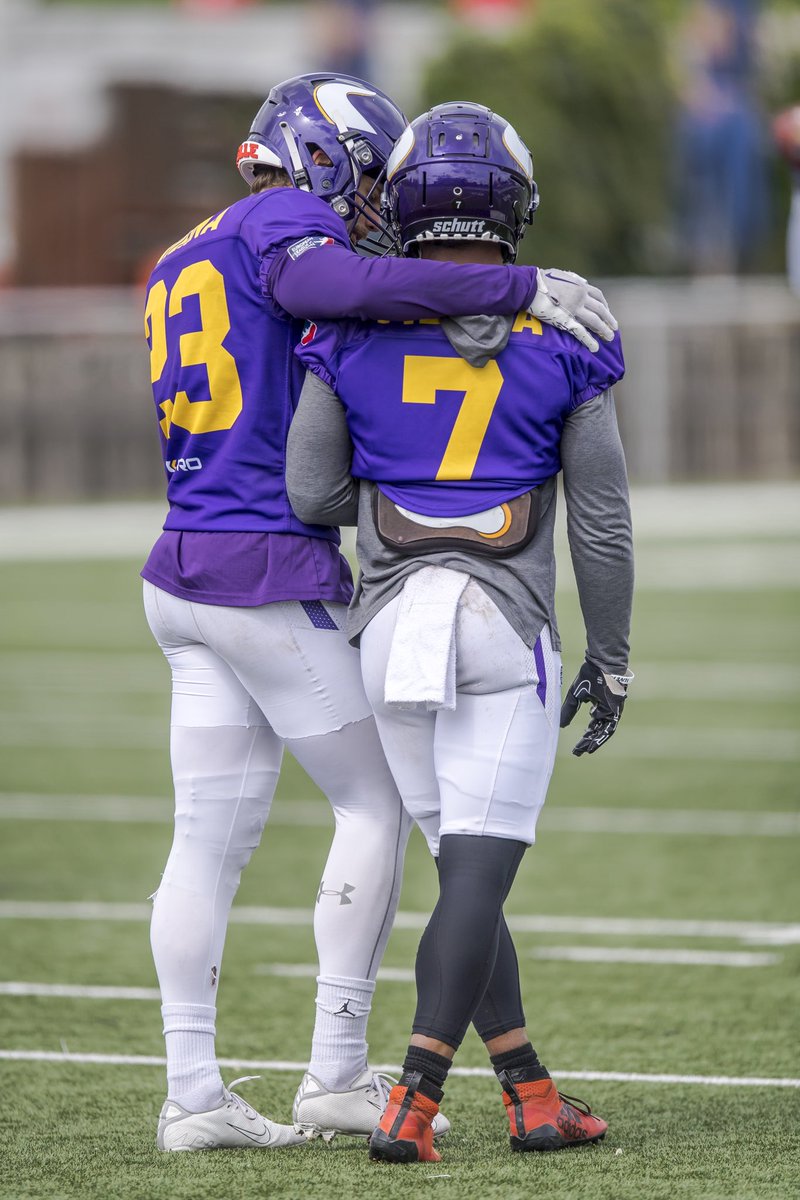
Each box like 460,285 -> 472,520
286,322 -> 633,673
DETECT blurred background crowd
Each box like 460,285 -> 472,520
0,0 -> 798,501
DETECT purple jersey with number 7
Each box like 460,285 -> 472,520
297,315 -> 625,517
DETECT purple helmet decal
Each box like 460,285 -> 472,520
237,73 -> 407,224
383,101 -> 538,262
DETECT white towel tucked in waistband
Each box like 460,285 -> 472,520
384,566 -> 469,710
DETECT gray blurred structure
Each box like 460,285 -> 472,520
0,277 -> 797,502
0,0 -> 446,277
610,276 -> 800,481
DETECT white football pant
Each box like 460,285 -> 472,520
143,581 -> 410,1009
360,578 -> 561,856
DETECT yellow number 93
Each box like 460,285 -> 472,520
144,260 -> 243,438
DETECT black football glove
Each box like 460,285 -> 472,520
560,659 -> 633,756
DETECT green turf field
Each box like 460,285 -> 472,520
1,515 -> 799,1199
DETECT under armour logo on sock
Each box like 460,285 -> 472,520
316,881 -> 356,906
210,965 -> 218,988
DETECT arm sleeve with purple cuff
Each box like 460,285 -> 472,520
560,389 -> 633,674
268,242 -> 539,322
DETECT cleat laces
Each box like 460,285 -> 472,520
367,1071 -> 395,1107
557,1091 -> 594,1117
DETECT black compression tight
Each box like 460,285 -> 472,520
472,913 -> 526,1041
412,833 -> 527,1048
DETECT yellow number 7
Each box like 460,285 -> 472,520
401,355 -> 504,480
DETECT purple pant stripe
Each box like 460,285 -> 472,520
533,635 -> 547,708
300,600 -> 339,631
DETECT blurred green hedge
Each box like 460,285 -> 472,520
420,0 -> 676,274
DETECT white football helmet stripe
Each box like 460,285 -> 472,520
502,122 -> 533,180
313,82 -> 378,134
386,125 -> 416,181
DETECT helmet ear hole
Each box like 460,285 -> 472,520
308,144 -> 334,168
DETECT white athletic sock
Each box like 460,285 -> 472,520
308,975 -> 376,1091
162,1003 -> 225,1113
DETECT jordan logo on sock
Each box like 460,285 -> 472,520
334,999 -> 357,1017
316,881 -> 356,906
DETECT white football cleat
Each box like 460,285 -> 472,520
292,1069 -> 451,1141
157,1077 -> 308,1151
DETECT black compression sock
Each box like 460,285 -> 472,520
490,1041 -> 550,1083
400,1045 -> 452,1103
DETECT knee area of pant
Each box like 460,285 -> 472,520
437,832 -> 526,884
172,779 -> 274,846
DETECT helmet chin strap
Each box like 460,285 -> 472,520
279,122 -> 311,190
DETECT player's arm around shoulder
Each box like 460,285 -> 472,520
286,359 -> 359,528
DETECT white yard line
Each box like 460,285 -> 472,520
529,947 -> 781,967
1,793 -> 797,837
0,901 -> 797,945
0,1049 -> 797,1089
254,963 -> 416,981
0,982 -> 160,1000
1,489 -> 799,590
1,547 -> 798,589
604,729 -> 800,762
0,942 -> 785,1005
540,808 -> 800,837
0,504 -> 167,561
3,654 -> 799,701
584,545 -> 800,590
0,487 -> 798,559
629,662 -> 800,699
0,721 -> 797,759
256,946 -> 781,975
0,794 -> 330,827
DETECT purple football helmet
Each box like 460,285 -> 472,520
236,73 -> 407,225
383,101 -> 538,262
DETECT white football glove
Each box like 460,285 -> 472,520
528,268 -> 618,353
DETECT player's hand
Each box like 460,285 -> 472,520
529,268 -> 618,353
560,659 -> 633,756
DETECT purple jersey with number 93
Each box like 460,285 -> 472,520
298,315 -> 625,517
143,188 -> 348,537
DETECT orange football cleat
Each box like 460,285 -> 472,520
368,1073 -> 442,1163
499,1073 -> 608,1152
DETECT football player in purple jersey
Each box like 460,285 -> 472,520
287,101 -> 634,1163
142,73 -> 620,1152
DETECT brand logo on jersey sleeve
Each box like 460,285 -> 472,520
166,457 -> 203,473
300,321 -> 318,346
287,235 -> 335,260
